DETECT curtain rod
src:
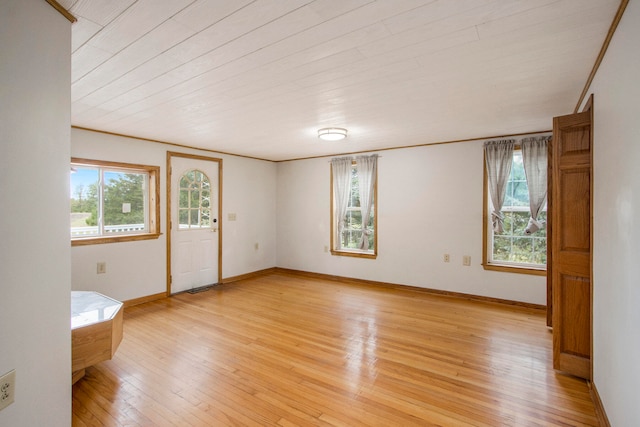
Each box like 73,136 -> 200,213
328,155 -> 382,162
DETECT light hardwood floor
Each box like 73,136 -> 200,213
72,272 -> 598,426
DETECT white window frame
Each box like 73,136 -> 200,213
486,206 -> 547,269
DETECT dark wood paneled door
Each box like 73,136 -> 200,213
550,98 -> 593,380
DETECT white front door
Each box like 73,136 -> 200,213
170,155 -> 220,294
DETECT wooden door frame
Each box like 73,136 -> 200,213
546,136 -> 553,327
584,94 -> 594,381
166,151 -> 223,296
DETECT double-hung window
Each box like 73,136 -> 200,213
70,158 -> 160,245
483,136 -> 550,274
330,155 -> 378,258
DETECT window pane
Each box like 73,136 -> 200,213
190,187 -> 200,207
179,209 -> 189,228
103,171 -> 147,233
201,208 -> 210,227
349,188 -> 359,207
345,210 -> 362,229
190,209 -> 200,226
70,167 -> 99,237
341,229 -> 362,249
511,237 -> 534,262
532,238 -> 547,264
512,182 -> 529,206
536,211 -> 548,238
493,236 -> 512,261
349,167 -> 360,207
179,188 -> 189,209
504,152 -> 529,207
511,211 -> 529,234
504,181 -> 514,206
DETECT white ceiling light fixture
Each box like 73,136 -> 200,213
318,127 -> 347,141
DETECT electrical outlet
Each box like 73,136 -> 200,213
463,255 -> 471,266
97,262 -> 106,274
443,254 -> 450,263
324,245 -> 329,253
0,369 -> 15,411
228,213 -> 237,221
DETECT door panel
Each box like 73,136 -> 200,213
168,153 -> 221,294
559,169 -> 591,252
559,126 -> 590,155
199,238 -> 215,277
177,241 -> 193,274
559,275 -> 591,356
551,102 -> 593,380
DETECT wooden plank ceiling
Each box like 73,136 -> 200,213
63,0 -> 619,161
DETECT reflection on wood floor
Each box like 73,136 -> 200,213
72,271 -> 597,426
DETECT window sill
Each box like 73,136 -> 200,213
482,263 -> 546,276
71,232 -> 162,247
330,249 -> 377,259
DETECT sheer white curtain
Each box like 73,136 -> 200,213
331,157 -> 353,250
355,154 -> 378,250
484,139 -> 515,233
521,136 -> 551,234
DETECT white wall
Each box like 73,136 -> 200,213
581,1 -> 640,424
0,1 -> 71,425
277,139 -> 546,305
71,128 -> 277,301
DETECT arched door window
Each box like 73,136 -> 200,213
178,169 -> 211,229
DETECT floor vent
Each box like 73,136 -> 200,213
186,283 -> 219,294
